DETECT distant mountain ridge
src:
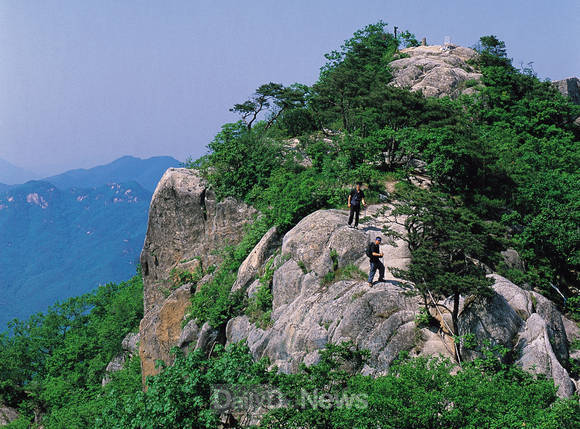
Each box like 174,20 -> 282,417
41,155 -> 180,192
0,155 -> 180,329
0,158 -> 39,185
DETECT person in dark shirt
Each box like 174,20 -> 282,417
367,236 -> 385,286
347,182 -> 366,229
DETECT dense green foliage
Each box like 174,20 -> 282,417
464,39 -> 579,298
0,274 -> 143,427
95,341 -> 579,429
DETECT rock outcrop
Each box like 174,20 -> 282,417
459,274 -> 575,397
102,332 -> 140,386
553,77 -> 580,105
225,211 -> 577,396
390,45 -> 482,98
0,405 -> 18,426
226,208 -> 448,374
137,172 -> 579,397
139,168 -> 256,381
140,168 -> 257,314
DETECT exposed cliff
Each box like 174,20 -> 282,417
138,184 -> 579,397
553,77 -> 580,105
139,168 -> 256,380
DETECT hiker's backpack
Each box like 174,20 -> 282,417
365,242 -> 373,258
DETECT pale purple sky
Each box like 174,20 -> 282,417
1,0 -> 578,176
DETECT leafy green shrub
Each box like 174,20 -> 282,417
96,342 -> 271,429
245,283 -> 273,329
0,273 -> 143,426
322,264 -> 367,286
262,342 -> 578,429
169,262 -> 203,288
566,296 -> 580,322
414,307 -> 431,328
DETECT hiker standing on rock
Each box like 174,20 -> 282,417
367,237 -> 385,286
347,182 -> 366,229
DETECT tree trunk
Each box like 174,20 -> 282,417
452,287 -> 462,362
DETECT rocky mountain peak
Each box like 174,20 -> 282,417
390,44 -> 482,98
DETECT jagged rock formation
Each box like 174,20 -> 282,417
459,274 -> 575,397
137,172 -> 579,397
553,77 -> 580,105
139,168 -> 256,380
390,45 -> 482,98
225,207 -> 436,374
224,209 -> 578,396
231,226 -> 281,293
102,332 -> 140,386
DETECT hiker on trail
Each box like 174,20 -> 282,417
347,182 -> 366,229
367,237 -> 385,286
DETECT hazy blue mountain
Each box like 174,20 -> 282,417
0,155 -> 181,329
0,180 -> 152,328
0,158 -> 39,185
42,155 -> 180,192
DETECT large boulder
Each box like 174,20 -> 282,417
552,77 -> 580,105
515,314 -> 575,397
280,209 -> 365,277
390,45 -> 482,98
227,207 -> 446,373
458,285 -> 524,361
459,274 -> 576,397
138,168 -> 256,381
0,405 -> 18,426
490,274 -> 533,320
530,292 -> 569,365
102,332 -> 140,386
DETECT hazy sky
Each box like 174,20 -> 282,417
1,0 -> 579,175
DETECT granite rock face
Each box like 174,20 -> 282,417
226,208 -> 436,374
390,45 -> 482,98
515,314 -> 575,397
226,212 -> 577,396
552,77 -> 580,105
459,274 -> 576,397
0,405 -> 18,426
140,168 -> 256,314
137,171 -> 578,397
140,284 -> 195,382
138,168 -> 256,380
